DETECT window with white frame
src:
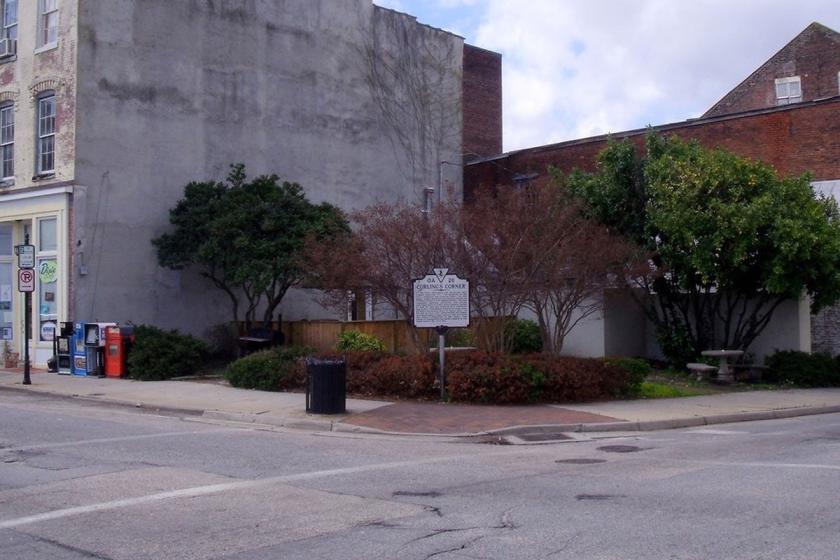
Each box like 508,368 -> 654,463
0,104 -> 13,180
37,216 -> 58,342
37,0 -> 58,49
2,0 -> 17,40
775,76 -> 802,105
36,93 -> 55,175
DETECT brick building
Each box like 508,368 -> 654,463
704,22 -> 840,117
464,22 -> 840,358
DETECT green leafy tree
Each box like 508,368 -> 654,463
153,164 -> 349,329
567,133 -> 840,364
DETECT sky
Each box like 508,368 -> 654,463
374,0 -> 840,152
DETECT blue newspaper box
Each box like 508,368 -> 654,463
71,322 -> 87,376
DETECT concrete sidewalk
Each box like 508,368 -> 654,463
0,369 -> 390,432
2,369 -> 840,436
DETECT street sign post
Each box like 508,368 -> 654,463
413,268 -> 470,400
15,236 -> 34,385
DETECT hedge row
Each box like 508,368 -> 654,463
446,352 -> 631,404
127,325 -> 207,381
224,346 -> 311,391
225,349 -> 636,404
765,351 -> 840,387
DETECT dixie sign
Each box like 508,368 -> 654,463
412,268 -> 470,328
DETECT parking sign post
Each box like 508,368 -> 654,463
15,234 -> 34,385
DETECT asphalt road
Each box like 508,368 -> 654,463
1,390 -> 839,560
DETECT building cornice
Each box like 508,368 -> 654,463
0,184 -> 74,202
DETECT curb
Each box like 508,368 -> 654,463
3,382 -> 840,438
486,404 -> 840,437
0,383 -> 205,417
200,410 -> 337,432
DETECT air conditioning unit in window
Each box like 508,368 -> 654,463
0,38 -> 16,59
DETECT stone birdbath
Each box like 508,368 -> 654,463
700,349 -> 744,384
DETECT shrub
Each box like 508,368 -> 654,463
224,346 -> 311,391
127,325 -> 207,381
604,357 -> 650,396
765,351 -> 840,387
656,325 -> 695,368
520,362 -> 547,402
336,330 -> 386,352
446,351 -> 629,404
204,322 -> 240,360
506,319 -> 543,354
350,352 -> 435,398
446,328 -> 474,348
447,351 -> 530,404
519,354 -> 629,402
319,351 -> 435,399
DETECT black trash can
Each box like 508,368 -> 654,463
306,357 -> 346,414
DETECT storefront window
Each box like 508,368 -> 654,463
39,217 -> 56,251
0,223 -> 11,256
36,217 -> 56,342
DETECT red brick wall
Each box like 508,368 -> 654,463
704,23 -> 840,117
464,98 -> 840,202
463,44 -> 502,161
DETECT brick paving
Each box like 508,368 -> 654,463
342,401 -> 622,434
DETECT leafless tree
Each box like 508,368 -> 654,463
307,183 -> 638,355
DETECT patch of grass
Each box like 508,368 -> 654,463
639,381 -> 706,399
635,368 -> 782,400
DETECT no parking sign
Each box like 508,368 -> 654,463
18,268 -> 34,292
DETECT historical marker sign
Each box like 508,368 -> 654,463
412,268 -> 470,328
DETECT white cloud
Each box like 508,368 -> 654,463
378,0 -> 839,151
465,0 -> 840,151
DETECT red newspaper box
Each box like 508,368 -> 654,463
105,326 -> 127,378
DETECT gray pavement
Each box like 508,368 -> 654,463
2,368 -> 840,436
2,391 -> 840,559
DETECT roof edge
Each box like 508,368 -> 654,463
467,95 -> 840,164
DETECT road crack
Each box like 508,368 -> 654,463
30,535 -> 114,559
425,535 -> 486,559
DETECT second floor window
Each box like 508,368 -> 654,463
0,104 -> 13,180
2,0 -> 17,40
38,0 -> 57,48
775,76 -> 802,106
37,94 -> 54,174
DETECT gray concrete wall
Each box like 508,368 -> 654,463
642,294 -> 810,364
747,295 -> 811,361
603,289 -> 647,358
72,1 -> 463,333
518,302 -> 607,358
559,306 -> 606,358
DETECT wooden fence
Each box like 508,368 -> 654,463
262,317 -> 509,353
